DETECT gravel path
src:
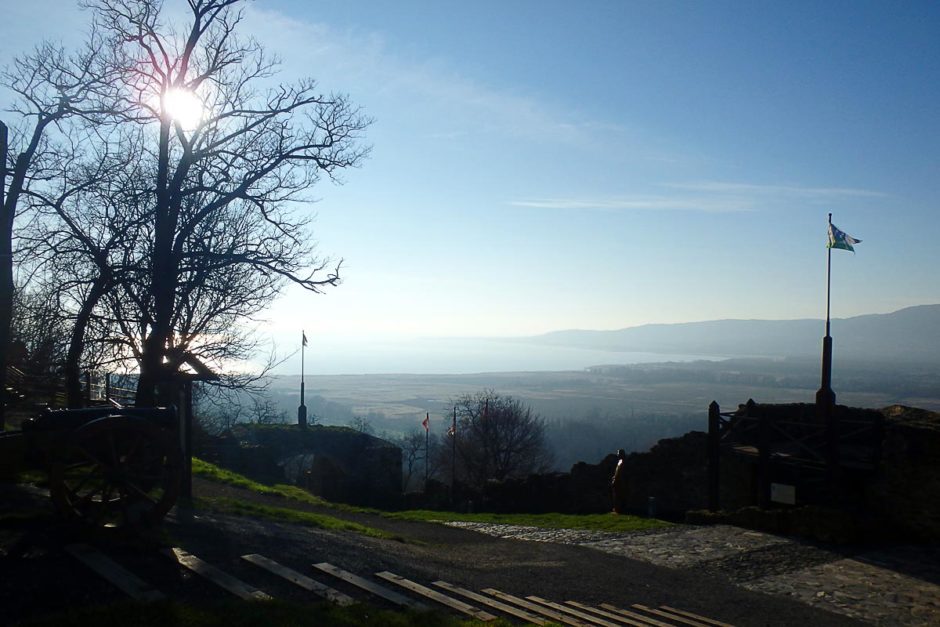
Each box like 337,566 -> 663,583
446,521 -> 940,626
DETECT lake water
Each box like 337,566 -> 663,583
289,337 -> 719,375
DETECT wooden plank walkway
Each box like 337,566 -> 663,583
241,554 -> 354,606
312,562 -> 428,610
376,571 -> 496,622
632,604 -> 710,627
527,595 -> 622,627
660,606 -> 734,627
565,600 -> 666,627
482,588 -> 592,627
167,548 -> 271,601
65,544 -> 164,602
434,580 -> 549,625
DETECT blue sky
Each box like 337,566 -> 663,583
2,1 -> 939,371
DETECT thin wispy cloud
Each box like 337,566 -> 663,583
509,196 -> 754,213
241,6 -> 629,148
510,180 -> 888,213
665,181 -> 889,199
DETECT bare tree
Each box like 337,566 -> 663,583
83,0 -> 370,404
4,0 -> 370,412
1,31 -> 121,422
397,429 -> 428,492
450,390 -> 553,490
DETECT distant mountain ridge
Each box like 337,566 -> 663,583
526,305 -> 940,364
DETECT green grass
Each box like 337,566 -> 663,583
386,510 -> 672,533
193,457 -> 669,534
196,497 -> 403,541
191,458 -> 327,504
191,458 -> 373,513
16,598 -> 512,627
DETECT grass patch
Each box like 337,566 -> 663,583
386,510 -> 671,533
16,598 -> 507,627
191,458 -> 325,503
196,497 -> 403,541
191,458 -> 373,513
192,458 -> 667,535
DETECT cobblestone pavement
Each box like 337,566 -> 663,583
445,522 -> 940,626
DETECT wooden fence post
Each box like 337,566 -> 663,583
756,401 -> 770,508
707,401 -> 720,511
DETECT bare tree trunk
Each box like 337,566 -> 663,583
0,122 -> 9,429
137,120 -> 174,407
65,275 -> 109,408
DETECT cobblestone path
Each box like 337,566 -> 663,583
445,522 -> 940,626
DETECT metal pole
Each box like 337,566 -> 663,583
816,213 -> 836,408
298,331 -> 307,428
425,413 -> 429,487
451,405 -> 457,503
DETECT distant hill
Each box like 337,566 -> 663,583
526,305 -> 940,364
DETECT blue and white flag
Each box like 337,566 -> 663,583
828,223 -> 861,252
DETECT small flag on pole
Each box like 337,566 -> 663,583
422,413 -> 429,432
828,223 -> 861,253
302,331 -> 308,346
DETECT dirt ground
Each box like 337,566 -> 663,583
0,478 -> 865,626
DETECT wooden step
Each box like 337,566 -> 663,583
241,554 -> 353,605
167,547 -> 271,600
434,580 -> 549,625
65,544 -> 164,602
633,604 -> 710,627
312,562 -> 427,610
600,603 -> 683,627
527,595 -> 621,627
565,600 -> 665,626
376,571 -> 496,621
659,605 -> 734,627
481,588 -> 592,627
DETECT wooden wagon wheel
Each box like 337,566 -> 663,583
48,415 -> 182,528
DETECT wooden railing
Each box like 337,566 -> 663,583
707,399 -> 883,511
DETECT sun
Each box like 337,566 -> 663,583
162,88 -> 205,131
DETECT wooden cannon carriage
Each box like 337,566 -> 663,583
0,406 -> 182,528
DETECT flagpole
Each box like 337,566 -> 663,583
826,213 -> 832,338
298,330 -> 308,428
425,412 -> 430,487
451,405 -> 457,503
816,214 -> 836,408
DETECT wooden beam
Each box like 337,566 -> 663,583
66,544 -> 164,602
312,562 -> 427,610
527,595 -> 621,627
660,606 -> 735,627
482,588 -> 591,627
434,580 -> 549,625
564,600 -> 662,626
241,554 -> 353,606
600,603 -> 682,627
167,547 -> 271,600
376,571 -> 496,622
633,604 -> 709,627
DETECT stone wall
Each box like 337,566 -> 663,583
214,424 -> 403,508
869,405 -> 940,540
475,431 -> 708,516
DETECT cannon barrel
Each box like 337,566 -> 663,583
22,406 -> 177,434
